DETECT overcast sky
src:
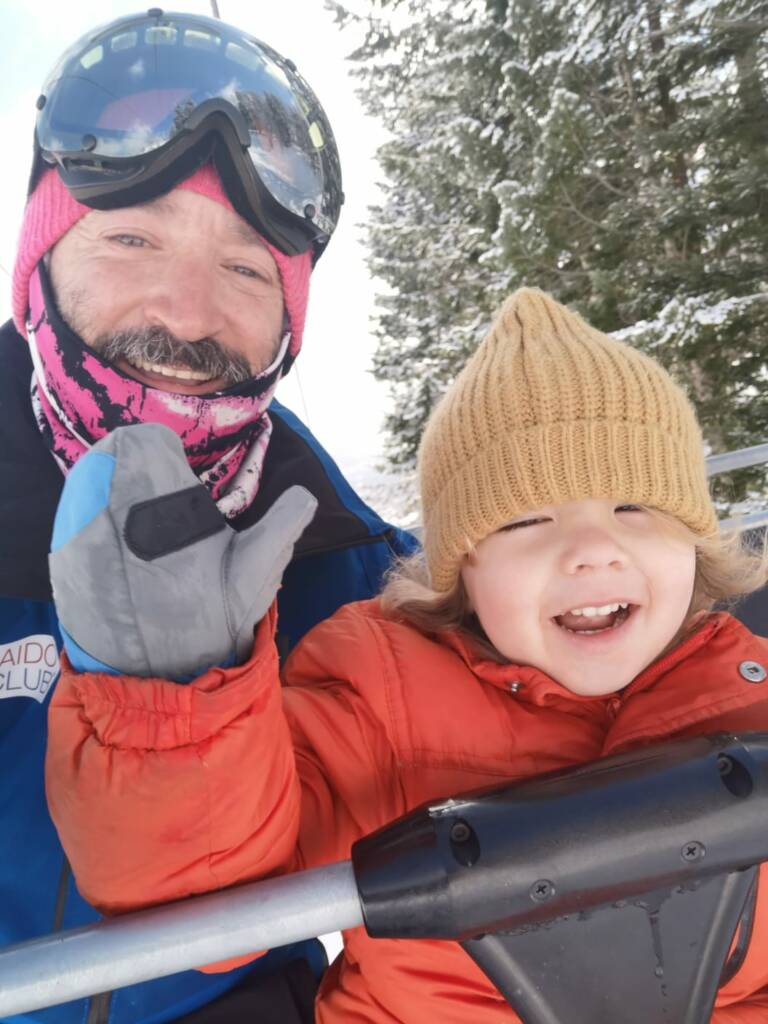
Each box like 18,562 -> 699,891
0,0 -> 393,473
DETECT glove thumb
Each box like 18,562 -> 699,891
227,486 -> 318,661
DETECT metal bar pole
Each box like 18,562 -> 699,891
0,861 -> 362,1017
706,443 -> 768,477
719,509 -> 768,533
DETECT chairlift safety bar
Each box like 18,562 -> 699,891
0,861 -> 362,1017
706,442 -> 768,477
719,509 -> 768,532
706,443 -> 768,532
2,735 -> 768,1021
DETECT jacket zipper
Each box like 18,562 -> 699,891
86,992 -> 113,1024
292,526 -> 401,562
607,696 -> 622,722
52,857 -> 71,932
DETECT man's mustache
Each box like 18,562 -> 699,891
93,327 -> 252,386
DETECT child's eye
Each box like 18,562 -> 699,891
615,504 -> 644,513
109,233 -> 148,247
500,517 -> 550,531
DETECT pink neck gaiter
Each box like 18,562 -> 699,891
28,263 -> 288,519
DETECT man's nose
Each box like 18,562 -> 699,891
561,527 -> 629,574
143,257 -> 224,342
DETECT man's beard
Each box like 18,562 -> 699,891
91,327 -> 253,387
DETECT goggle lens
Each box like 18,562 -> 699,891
36,12 -> 341,248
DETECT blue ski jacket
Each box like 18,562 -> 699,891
0,318 -> 417,1024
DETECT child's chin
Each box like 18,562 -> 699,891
557,669 -> 633,698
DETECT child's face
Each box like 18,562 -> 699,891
461,498 -> 697,696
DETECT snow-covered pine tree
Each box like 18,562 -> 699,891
330,0 -> 515,465
336,0 -> 768,502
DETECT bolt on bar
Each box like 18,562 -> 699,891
0,860 -> 362,1018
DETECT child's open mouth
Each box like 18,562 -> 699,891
554,603 -> 634,636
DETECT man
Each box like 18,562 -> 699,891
0,10 -> 414,1024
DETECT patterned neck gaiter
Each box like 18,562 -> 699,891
28,262 -> 289,519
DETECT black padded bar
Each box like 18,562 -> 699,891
353,733 -> 768,1023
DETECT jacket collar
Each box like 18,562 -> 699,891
441,612 -> 759,709
0,319 -> 63,601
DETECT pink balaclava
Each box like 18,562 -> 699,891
12,165 -> 313,519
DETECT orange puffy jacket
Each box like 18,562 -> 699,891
47,605 -> 768,1023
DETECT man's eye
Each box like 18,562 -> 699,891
500,517 -> 549,531
229,264 -> 262,279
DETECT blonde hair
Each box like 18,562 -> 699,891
381,515 -> 768,664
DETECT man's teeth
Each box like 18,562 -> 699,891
132,359 -> 213,382
567,602 -> 629,617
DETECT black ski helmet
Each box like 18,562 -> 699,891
30,8 -> 344,262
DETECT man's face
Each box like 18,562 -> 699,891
49,189 -> 285,395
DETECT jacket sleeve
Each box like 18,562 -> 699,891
712,864 -> 768,1020
45,603 -> 406,916
280,604 -> 409,867
713,991 -> 768,1023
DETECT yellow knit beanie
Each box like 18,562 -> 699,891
419,287 -> 718,592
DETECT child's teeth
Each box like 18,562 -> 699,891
568,602 -> 627,617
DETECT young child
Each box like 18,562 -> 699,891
47,288 -> 768,1023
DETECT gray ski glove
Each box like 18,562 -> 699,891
49,423 -> 317,681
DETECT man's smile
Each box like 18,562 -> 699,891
129,358 -> 214,383
116,357 -> 227,395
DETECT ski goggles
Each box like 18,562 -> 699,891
32,9 -> 343,261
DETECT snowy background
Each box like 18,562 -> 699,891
2,1 -> 765,525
